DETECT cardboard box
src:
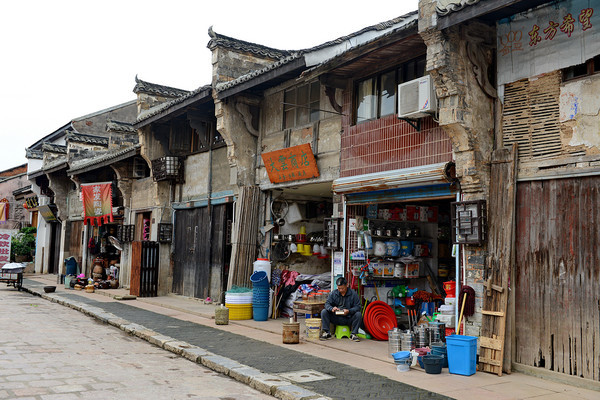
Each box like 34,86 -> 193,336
405,262 -> 420,278
406,205 -> 420,221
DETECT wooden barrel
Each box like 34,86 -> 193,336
282,322 -> 300,344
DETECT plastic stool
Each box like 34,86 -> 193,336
335,325 -> 351,339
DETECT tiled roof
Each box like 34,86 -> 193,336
106,120 -> 137,133
215,54 -> 302,93
135,84 -> 212,125
214,11 -> 417,95
436,0 -> 482,16
302,11 -> 418,52
207,26 -> 293,59
41,143 -> 67,153
26,149 -> 43,160
13,185 -> 32,196
66,131 -> 109,146
133,76 -> 190,97
43,157 -> 68,173
67,145 -> 140,175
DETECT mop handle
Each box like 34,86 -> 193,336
456,292 -> 468,335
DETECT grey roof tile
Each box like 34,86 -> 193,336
436,0 -> 482,16
213,11 -> 417,94
215,54 -> 302,93
133,76 -> 190,97
67,145 -> 140,175
66,131 -> 109,146
136,84 -> 212,125
42,143 -> 67,153
207,26 -> 293,59
26,149 -> 43,160
106,120 -> 137,133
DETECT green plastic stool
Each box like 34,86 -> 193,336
335,325 -> 351,339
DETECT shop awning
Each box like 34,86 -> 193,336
333,162 -> 455,193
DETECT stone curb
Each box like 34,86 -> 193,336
21,283 -> 330,400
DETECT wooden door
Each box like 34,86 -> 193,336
172,207 -> 210,298
514,176 -> 600,381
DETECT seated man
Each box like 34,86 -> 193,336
320,277 -> 361,342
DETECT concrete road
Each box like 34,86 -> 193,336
0,287 -> 274,400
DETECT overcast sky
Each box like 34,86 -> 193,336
0,0 -> 418,172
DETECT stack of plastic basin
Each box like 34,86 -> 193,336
430,342 -> 448,368
250,270 -> 270,321
225,291 -> 253,320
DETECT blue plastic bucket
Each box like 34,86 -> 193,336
250,270 -> 269,287
253,305 -> 269,321
446,335 -> 477,376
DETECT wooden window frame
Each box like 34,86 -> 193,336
563,55 -> 600,81
283,81 -> 320,129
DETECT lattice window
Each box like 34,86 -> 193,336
503,72 -> 563,160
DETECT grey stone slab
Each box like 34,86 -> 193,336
147,334 -> 174,347
228,365 -> 264,384
248,372 -> 292,394
201,354 -> 245,374
162,340 -> 194,355
181,346 -> 210,363
273,384 -> 328,400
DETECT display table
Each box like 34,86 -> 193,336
292,301 -> 325,322
0,263 -> 24,290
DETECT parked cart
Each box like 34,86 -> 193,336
0,263 -> 24,290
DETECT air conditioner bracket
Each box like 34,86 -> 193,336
399,117 -> 421,132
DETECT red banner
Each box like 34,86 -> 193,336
81,183 -> 113,226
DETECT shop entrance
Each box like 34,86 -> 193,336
48,221 -> 62,274
344,196 -> 456,331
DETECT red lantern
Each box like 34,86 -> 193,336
23,202 -> 28,209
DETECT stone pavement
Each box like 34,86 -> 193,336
18,275 -> 600,400
0,286 -> 273,400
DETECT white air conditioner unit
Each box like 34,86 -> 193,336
397,75 -> 437,119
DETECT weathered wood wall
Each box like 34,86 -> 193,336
514,176 -> 600,381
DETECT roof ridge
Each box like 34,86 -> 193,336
207,26 -> 294,59
301,11 -> 418,53
133,76 -> 191,97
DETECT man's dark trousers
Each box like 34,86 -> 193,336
320,309 -> 362,334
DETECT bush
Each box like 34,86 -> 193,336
11,227 -> 36,261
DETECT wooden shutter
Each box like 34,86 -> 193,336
503,72 -> 563,160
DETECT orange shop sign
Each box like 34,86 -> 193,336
261,143 -> 319,184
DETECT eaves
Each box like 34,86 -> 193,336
215,57 -> 306,100
67,145 -> 140,176
134,86 -> 212,129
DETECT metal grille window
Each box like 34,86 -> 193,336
283,81 -> 320,129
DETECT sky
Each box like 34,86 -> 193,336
0,0 -> 419,172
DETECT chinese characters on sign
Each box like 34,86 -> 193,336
81,182 -> 113,226
261,143 -> 319,184
500,6 -> 593,55
497,0 -> 600,85
0,232 -> 12,267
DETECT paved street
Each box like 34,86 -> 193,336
0,287 -> 274,400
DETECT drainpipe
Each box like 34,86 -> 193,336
207,135 -> 214,300
81,223 -> 88,276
